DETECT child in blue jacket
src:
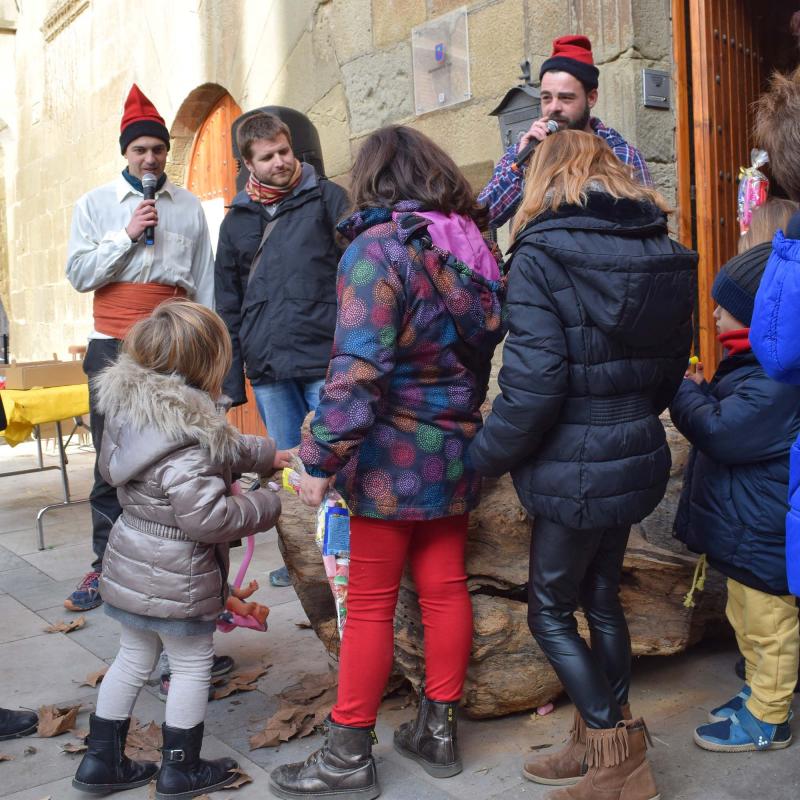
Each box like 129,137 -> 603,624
751,63 -> 800,601
671,245 -> 800,753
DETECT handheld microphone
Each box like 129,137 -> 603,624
512,119 -> 560,172
141,173 -> 158,246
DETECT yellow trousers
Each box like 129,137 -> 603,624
726,578 -> 800,724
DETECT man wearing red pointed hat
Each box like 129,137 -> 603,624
480,35 -> 652,229
65,84 -> 215,613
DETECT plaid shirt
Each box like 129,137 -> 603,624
479,117 -> 653,229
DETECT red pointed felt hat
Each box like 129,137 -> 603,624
550,35 -> 595,65
119,84 -> 170,154
540,34 -> 600,90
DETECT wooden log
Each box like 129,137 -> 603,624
276,415 -> 726,718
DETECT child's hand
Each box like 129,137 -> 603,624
684,361 -> 705,385
299,473 -> 334,508
273,449 -> 293,470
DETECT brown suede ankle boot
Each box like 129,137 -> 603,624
523,704 -> 632,786
523,709 -> 586,785
545,718 -> 660,800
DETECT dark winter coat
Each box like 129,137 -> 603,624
298,204 -> 505,520
674,347 -> 800,595
214,164 -> 350,404
470,192 -> 697,530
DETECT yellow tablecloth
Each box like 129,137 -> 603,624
0,384 -> 90,446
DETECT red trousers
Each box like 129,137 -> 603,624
331,513 -> 473,728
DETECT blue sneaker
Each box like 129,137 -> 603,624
708,685 -> 751,722
694,704 -> 792,752
64,571 -> 102,612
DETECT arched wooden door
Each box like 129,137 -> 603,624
187,92 -> 266,437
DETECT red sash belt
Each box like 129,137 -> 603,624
93,282 -> 187,339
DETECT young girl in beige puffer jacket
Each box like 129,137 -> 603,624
73,299 -> 287,800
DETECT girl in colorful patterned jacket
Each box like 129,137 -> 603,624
268,126 -> 505,800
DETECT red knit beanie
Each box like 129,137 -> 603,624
119,84 -> 170,154
539,35 -> 600,91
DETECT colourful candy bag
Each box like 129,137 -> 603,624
737,149 -> 769,236
282,458 -> 350,636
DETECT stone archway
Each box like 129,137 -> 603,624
167,83 -> 231,188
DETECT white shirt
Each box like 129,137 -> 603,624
66,175 -> 215,338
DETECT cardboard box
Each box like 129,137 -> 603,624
3,359 -> 87,390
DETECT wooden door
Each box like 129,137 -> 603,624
187,93 -> 266,437
679,0 -> 767,371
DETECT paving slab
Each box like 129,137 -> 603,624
36,604 -> 122,663
0,546 -> 31,574
0,595 -> 53,645
0,632 -> 108,709
22,542 -> 94,582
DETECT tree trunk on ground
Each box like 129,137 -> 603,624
276,415 -> 727,719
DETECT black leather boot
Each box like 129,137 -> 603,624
155,722 -> 238,800
269,717 -> 380,800
72,714 -> 158,794
393,692 -> 462,778
0,708 -> 38,741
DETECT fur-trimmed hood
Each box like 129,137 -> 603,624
95,353 -> 243,486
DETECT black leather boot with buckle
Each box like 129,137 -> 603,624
72,713 -> 159,794
155,721 -> 238,800
393,692 -> 462,778
268,716 -> 380,800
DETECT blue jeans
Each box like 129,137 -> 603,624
251,378 -> 325,449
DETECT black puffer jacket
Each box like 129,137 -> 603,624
214,164 -> 349,404
471,193 -> 697,530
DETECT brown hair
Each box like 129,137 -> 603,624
123,298 -> 232,398
511,130 -> 670,239
738,197 -> 798,253
237,112 -> 292,160
754,66 -> 800,201
348,125 -> 488,228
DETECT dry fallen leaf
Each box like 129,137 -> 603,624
0,753 -> 15,762
37,704 -> 82,737
225,767 -> 253,789
61,741 -> 88,754
44,616 -> 85,634
81,667 -> 108,688
294,621 -> 312,629
23,745 -> 37,756
125,719 -> 162,762
249,670 -> 337,750
212,665 -> 269,700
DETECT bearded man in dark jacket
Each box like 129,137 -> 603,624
215,112 -> 348,586
471,131 -> 697,800
215,112 -> 349,428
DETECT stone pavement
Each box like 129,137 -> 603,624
1,437 -> 798,800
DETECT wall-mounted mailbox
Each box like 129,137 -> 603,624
489,84 -> 542,150
642,68 -> 671,109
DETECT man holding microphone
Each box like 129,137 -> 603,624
64,84 -> 215,613
480,35 -> 652,229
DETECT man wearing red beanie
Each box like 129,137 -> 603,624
64,84 -> 215,613
480,35 -> 652,228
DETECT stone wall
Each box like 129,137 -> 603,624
3,0 -> 676,362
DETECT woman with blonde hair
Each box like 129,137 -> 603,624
471,130 -> 697,800
738,197 -> 797,253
